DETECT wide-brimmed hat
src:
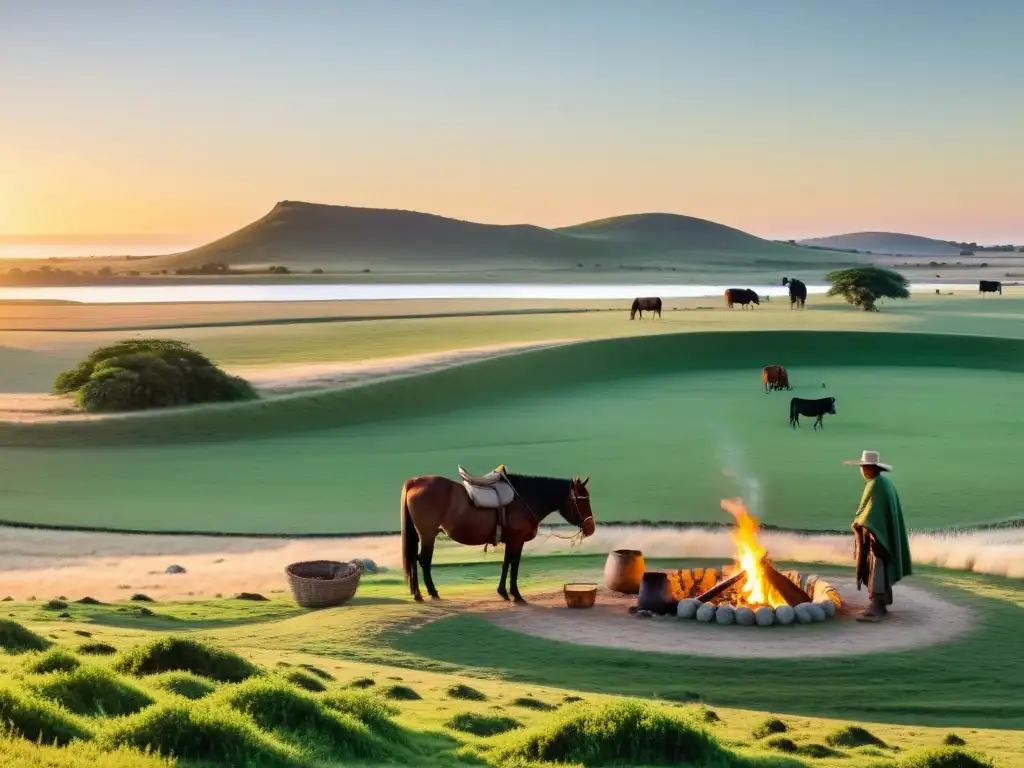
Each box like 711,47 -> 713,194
843,450 -> 892,472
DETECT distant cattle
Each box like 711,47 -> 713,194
979,280 -> 1003,295
725,288 -> 760,309
789,397 -> 836,431
782,277 -> 807,309
762,365 -> 791,393
630,297 -> 662,319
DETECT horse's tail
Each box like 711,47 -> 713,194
401,482 -> 420,598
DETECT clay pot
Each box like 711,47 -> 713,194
603,549 -> 646,594
637,571 -> 678,615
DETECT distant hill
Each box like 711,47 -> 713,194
797,231 -> 963,257
155,201 -> 859,273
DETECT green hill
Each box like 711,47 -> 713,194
797,231 -> 963,257
154,201 -> 859,273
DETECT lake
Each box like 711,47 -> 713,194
0,282 -> 967,305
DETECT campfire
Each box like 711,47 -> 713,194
695,498 -> 812,609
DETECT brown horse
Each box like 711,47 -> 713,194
401,473 -> 595,603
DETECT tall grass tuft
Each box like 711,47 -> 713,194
446,683 -> 487,701
276,668 -> 326,693
0,619 -> 52,654
112,636 -> 261,682
898,746 -> 994,768
27,666 -> 154,717
77,642 -> 117,657
98,700 -> 300,767
0,683 -> 92,746
825,724 -> 887,748
320,690 -> 407,745
493,699 -> 735,766
213,677 -> 398,762
752,716 -> 789,739
147,671 -> 217,701
0,736 -> 173,768
445,712 -> 522,737
23,649 -> 81,675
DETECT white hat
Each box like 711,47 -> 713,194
843,450 -> 892,471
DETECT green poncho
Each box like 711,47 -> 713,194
853,473 -> 912,585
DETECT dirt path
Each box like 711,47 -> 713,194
479,580 -> 973,659
0,340 -> 569,423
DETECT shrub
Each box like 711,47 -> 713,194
347,676 -> 375,689
825,724 -> 887,748
23,649 -> 81,674
0,738 -> 171,768
53,339 -> 257,413
511,696 -> 555,711
493,699 -> 732,767
445,712 -> 522,737
147,672 -> 216,700
99,701 -> 300,766
764,735 -> 797,753
298,663 -> 333,680
28,666 -> 153,717
899,747 -> 994,768
112,636 -> 262,682
0,619 -> 51,654
0,683 -> 91,745
826,266 -> 910,311
277,668 -> 326,693
383,684 -> 421,701
77,642 -> 117,656
943,733 -> 967,746
752,716 -> 789,739
321,691 -> 399,734
43,599 -> 69,610
445,683 -> 487,701
215,678 -> 393,761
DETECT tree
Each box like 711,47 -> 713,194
54,338 -> 257,413
825,266 -> 910,312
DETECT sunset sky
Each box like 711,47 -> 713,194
1,1 -> 1022,243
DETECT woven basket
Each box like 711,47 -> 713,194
286,560 -> 363,609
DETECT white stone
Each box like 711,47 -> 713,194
807,603 -> 828,622
715,605 -> 736,625
755,606 -> 775,626
775,605 -> 796,625
696,604 -> 716,623
816,599 -> 837,618
794,602 -> 815,624
677,598 -> 701,619
735,607 -> 756,626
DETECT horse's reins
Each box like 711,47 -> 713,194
503,475 -> 592,547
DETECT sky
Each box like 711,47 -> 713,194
1,1 -> 1022,244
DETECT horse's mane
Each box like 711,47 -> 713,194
504,473 -> 572,512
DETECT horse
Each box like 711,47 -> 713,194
401,472 -> 594,603
782,277 -> 807,309
762,365 -> 791,393
725,288 -> 760,309
789,397 -> 836,431
630,297 -> 662,319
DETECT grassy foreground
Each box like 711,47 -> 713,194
0,556 -> 1018,767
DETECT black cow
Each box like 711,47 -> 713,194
789,397 -> 836,431
782,277 -> 807,309
979,280 -> 1002,295
630,296 -> 662,319
725,288 -> 760,309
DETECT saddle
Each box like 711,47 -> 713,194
458,465 -> 515,547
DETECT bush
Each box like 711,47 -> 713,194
826,266 -> 910,311
0,684 -> 91,746
297,663 -> 333,681
347,676 -> 375,689
99,701 -> 300,766
28,666 -> 153,717
215,678 -> 393,761
0,738 -> 171,768
825,724 -> 887,748
445,712 -> 522,737
0,619 -> 51,654
752,716 -> 789,739
899,747 -> 994,768
53,339 -> 257,413
445,683 -> 487,701
277,668 -> 326,693
320,691 -> 400,737
511,696 -> 555,711
383,684 -> 421,701
943,733 -> 967,746
147,671 -> 216,700
77,642 -> 117,656
23,649 -> 81,674
112,636 -> 262,682
493,699 -> 732,767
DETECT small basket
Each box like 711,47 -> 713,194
286,560 -> 363,609
563,582 -> 597,609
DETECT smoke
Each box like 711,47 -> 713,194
713,428 -> 763,519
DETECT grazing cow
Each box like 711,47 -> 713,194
782,277 -> 807,309
630,296 -> 662,319
979,280 -> 1003,296
724,288 -> 760,309
789,397 -> 836,431
762,365 -> 791,393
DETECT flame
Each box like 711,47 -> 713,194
720,497 -> 786,608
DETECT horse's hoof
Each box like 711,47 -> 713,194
413,594 -> 424,603
513,596 -> 528,605
429,593 -> 441,601
498,591 -> 510,602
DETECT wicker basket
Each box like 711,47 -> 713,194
563,582 -> 597,609
286,560 -> 363,609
